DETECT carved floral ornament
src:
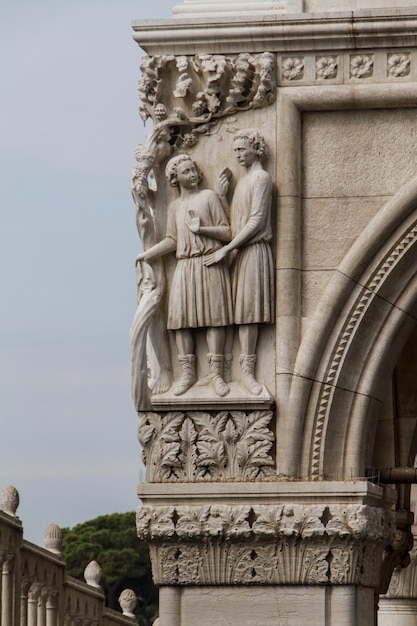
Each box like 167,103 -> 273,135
350,54 -> 374,79
315,56 -> 338,80
279,51 -> 412,84
387,52 -> 411,77
138,410 -> 275,482
137,503 -> 395,586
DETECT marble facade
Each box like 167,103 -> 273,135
131,1 -> 417,624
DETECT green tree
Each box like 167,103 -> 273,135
61,512 -> 158,625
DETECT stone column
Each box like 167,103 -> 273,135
1,553 -> 15,626
379,528 -> 417,625
45,590 -> 58,626
28,583 -> 40,626
137,481 -> 398,626
21,579 -> 31,626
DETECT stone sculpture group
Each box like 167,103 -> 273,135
133,127 -> 274,405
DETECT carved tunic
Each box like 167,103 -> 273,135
166,189 -> 233,329
230,169 -> 274,324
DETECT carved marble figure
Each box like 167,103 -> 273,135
136,154 -> 233,397
131,146 -> 173,411
205,129 -> 274,395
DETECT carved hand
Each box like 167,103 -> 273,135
204,246 -> 229,266
136,252 -> 146,265
217,171 -> 231,198
186,210 -> 201,233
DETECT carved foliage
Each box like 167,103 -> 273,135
138,52 -> 276,134
138,410 -> 275,482
138,504 -> 394,586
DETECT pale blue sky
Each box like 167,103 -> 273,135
1,0 -> 175,544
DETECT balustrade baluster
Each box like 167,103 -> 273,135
45,590 -> 58,626
20,579 -> 31,626
37,587 -> 47,626
28,583 -> 40,626
1,553 -> 15,626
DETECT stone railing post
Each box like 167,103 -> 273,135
37,586 -> 48,626
1,552 -> 15,626
45,590 -> 58,626
21,579 -> 31,626
28,583 -> 41,626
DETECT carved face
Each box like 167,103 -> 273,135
233,138 -> 258,168
176,159 -> 199,190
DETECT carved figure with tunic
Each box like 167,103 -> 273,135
205,129 -> 274,395
136,154 -> 233,397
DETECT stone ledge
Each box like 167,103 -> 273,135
138,480 -> 397,507
132,10 -> 417,56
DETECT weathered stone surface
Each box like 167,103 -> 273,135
131,2 -> 417,624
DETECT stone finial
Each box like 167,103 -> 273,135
43,524 -> 63,555
118,588 -> 137,617
84,560 -> 102,588
1,486 -> 20,516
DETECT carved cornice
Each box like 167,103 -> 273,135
132,10 -> 417,56
138,410 -> 275,482
137,503 -> 394,586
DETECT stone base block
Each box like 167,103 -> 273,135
159,585 -> 375,626
378,598 -> 417,626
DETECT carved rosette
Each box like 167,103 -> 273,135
138,410 -> 275,482
137,503 -> 394,587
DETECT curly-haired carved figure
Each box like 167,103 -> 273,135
136,154 -> 233,397
205,129 -> 274,395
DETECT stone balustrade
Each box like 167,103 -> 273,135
0,486 -> 138,626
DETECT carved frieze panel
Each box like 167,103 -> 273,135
278,49 -> 417,85
137,503 -> 394,586
138,409 -> 275,482
131,53 -> 277,411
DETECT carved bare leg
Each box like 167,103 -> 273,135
149,314 -> 172,394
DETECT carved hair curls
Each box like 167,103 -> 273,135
165,154 -> 203,187
234,129 -> 268,160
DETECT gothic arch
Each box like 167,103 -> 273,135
280,174 -> 417,480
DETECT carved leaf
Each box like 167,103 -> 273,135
301,506 -> 326,538
303,546 -> 329,584
230,548 -> 256,583
137,412 -> 160,446
329,547 -> 350,584
252,506 -> 283,538
178,545 -> 201,584
252,545 -> 279,583
159,442 -> 181,467
148,507 -> 176,540
176,506 -> 209,539
196,440 -> 225,468
225,506 -> 251,540
178,418 -> 199,481
224,418 -> 239,445
179,417 -> 197,445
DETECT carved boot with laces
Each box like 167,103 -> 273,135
223,352 -> 233,384
239,353 -> 263,396
174,354 -> 197,396
208,353 -> 229,397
